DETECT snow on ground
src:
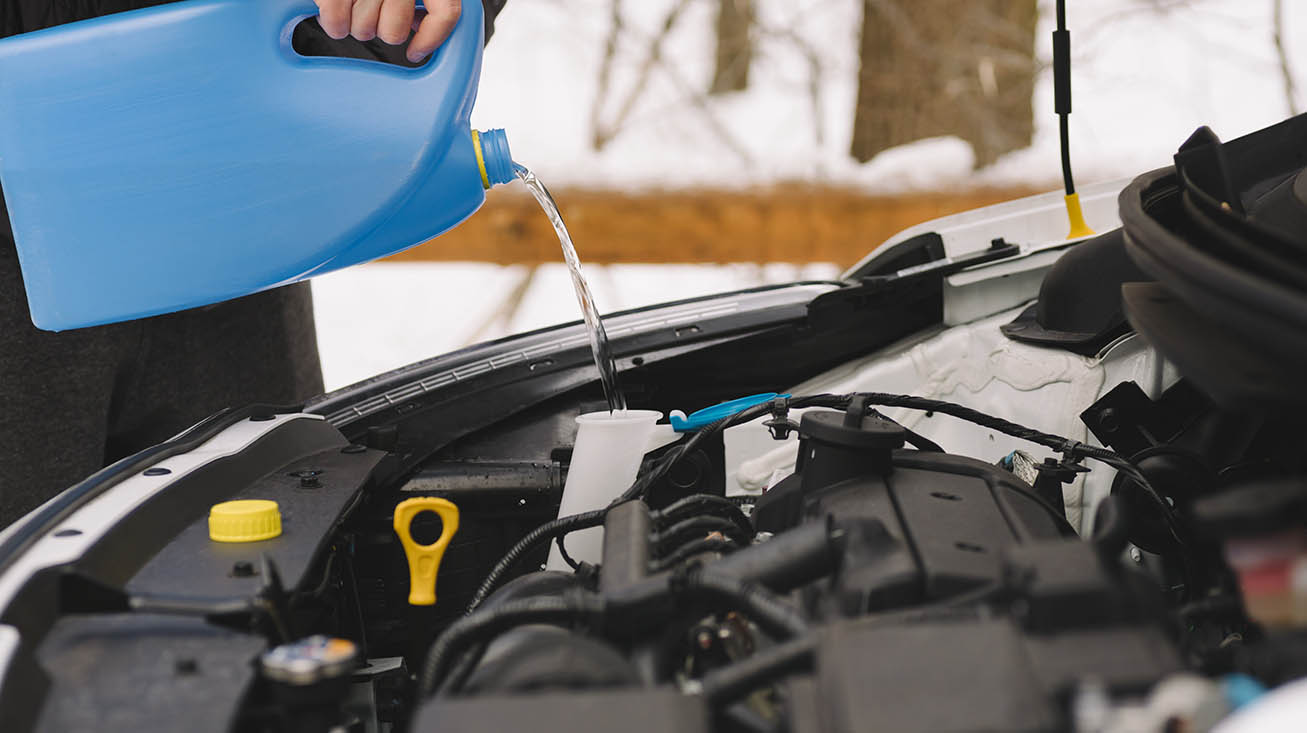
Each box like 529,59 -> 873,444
315,0 -> 1307,391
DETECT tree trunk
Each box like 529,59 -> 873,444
709,0 -> 754,95
849,0 -> 1038,168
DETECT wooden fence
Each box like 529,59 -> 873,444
384,185 -> 1042,268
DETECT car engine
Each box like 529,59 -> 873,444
2,115 -> 1306,733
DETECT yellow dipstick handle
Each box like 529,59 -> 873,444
393,497 -> 460,606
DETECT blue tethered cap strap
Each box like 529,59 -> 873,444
669,393 -> 790,433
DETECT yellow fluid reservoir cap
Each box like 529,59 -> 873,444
209,499 -> 282,543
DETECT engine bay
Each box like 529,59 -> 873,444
3,115 -> 1307,733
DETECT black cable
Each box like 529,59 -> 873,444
700,636 -> 818,705
420,593 -> 606,698
843,392 -> 1186,547
1059,115 -> 1075,195
656,515 -> 750,552
653,493 -> 754,536
555,533 -> 582,571
653,536 -> 736,572
465,509 -> 608,614
637,391 -> 1182,547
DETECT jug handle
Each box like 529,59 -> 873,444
272,0 -> 483,78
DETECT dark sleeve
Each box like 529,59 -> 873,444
483,0 -> 507,40
2,0 -> 173,37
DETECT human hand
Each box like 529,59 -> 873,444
313,1 -> 462,64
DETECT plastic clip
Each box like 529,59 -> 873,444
763,396 -> 799,440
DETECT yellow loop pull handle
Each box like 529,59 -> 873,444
393,497 -> 460,606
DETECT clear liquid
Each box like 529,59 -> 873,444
514,163 -> 627,413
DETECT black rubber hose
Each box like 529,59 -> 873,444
420,594 -> 606,698
653,537 -> 736,571
554,533 -> 582,571
677,570 -> 808,639
656,515 -> 750,552
465,509 -> 608,614
701,635 -> 818,705
443,571 -> 593,696
653,494 -> 753,536
1091,493 -> 1131,560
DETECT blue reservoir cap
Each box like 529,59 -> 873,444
476,128 -> 515,187
669,393 -> 790,432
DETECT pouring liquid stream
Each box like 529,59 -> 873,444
514,163 -> 627,413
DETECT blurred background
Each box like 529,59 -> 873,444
312,0 -> 1307,390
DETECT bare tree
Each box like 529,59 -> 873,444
590,0 -> 694,151
709,0 -> 755,95
849,0 -> 1039,168
588,0 -> 753,165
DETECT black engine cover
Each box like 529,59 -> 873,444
755,409 -> 1067,612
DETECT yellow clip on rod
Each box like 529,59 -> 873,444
1064,192 -> 1094,240
393,497 -> 460,606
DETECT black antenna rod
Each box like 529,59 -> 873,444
1054,0 -> 1094,238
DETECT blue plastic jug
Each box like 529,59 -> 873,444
0,0 -> 514,331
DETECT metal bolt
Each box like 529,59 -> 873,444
291,469 -> 322,488
1130,547 -> 1143,564
232,561 -> 256,577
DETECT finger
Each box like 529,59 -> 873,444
350,0 -> 383,41
314,0 -> 352,40
407,0 -> 461,63
377,0 -> 416,45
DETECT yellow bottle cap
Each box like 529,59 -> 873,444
393,497 -> 460,606
209,499 -> 282,543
